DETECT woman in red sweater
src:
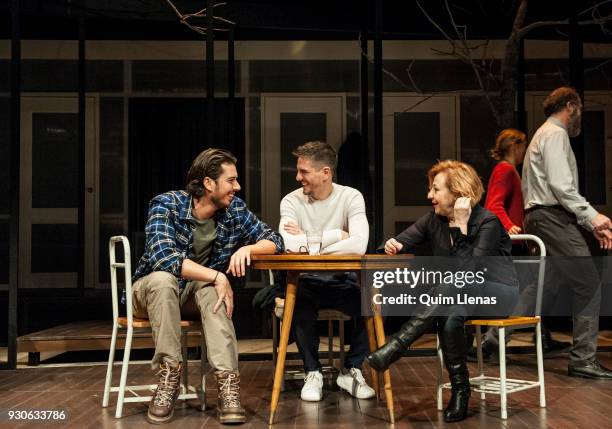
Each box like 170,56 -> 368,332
485,128 -> 527,234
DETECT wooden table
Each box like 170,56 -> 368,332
251,254 -> 402,424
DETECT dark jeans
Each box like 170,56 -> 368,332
292,275 -> 370,372
437,280 -> 518,365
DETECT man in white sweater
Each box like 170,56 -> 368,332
279,141 -> 375,402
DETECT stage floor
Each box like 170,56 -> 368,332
1,352 -> 612,428
5,320 -> 612,366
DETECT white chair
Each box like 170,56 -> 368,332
436,234 -> 547,420
102,235 -> 207,418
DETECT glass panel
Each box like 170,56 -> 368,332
460,96 -> 499,189
583,110 -> 605,205
381,59 -> 486,92
394,111 -> 439,206
248,97 -> 262,214
0,97 -> 9,214
31,113 -> 78,208
132,60 -> 236,92
280,112 -> 326,198
100,98 -> 124,214
22,60 -> 123,92
524,59 -> 570,91
249,60 -> 358,92
0,60 -> 8,92
31,224 -> 78,272
585,58 -> 612,90
0,220 -> 8,284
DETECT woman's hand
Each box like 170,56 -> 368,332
384,238 -> 404,255
508,225 -> 522,235
449,197 -> 471,235
451,197 -> 471,234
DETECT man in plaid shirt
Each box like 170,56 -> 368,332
132,148 -> 283,425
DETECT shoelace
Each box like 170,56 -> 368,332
219,373 -> 241,408
153,363 -> 180,407
304,372 -> 321,384
350,368 -> 367,386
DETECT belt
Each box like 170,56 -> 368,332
525,204 -> 575,218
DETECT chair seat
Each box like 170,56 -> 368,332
117,317 -> 200,329
318,309 -> 351,321
466,316 -> 540,327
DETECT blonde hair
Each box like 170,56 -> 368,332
427,160 -> 484,206
489,128 -> 527,161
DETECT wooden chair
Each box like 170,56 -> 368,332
436,234 -> 547,420
102,235 -> 207,418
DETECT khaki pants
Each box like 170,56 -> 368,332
132,271 -> 239,371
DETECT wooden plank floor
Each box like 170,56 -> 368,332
2,353 -> 612,428
14,320 -> 612,357
16,321 -> 203,354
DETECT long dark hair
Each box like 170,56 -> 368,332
186,148 -> 237,197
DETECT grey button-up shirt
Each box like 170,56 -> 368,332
522,117 -> 597,230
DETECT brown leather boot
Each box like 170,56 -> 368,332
147,359 -> 182,424
216,371 -> 246,424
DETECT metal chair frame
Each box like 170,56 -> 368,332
436,234 -> 547,420
102,235 -> 207,418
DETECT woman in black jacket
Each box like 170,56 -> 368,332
366,160 -> 519,422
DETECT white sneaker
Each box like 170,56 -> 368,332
301,371 -> 323,401
336,368 -> 376,399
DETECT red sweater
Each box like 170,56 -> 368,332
484,162 -> 524,231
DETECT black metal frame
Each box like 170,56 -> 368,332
5,0 -> 21,371
206,0 -> 215,146
1,0 -> 586,370
78,17 -> 86,292
359,0 -> 370,250
569,9 -> 585,193
373,0 -> 383,247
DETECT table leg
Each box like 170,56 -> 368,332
373,314 -> 395,424
269,272 -> 297,425
365,317 -> 380,400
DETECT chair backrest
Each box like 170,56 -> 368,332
509,234 -> 547,317
109,236 -> 134,327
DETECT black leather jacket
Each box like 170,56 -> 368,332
384,205 -> 518,286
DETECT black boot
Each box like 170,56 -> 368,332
443,362 -> 471,422
366,310 -> 438,371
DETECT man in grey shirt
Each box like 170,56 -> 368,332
522,86 -> 612,379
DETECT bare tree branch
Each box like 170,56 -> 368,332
165,0 -> 235,35
357,35 -> 416,92
418,0 -> 502,125
579,0 -> 612,17
405,60 -> 423,93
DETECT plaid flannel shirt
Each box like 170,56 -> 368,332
132,190 -> 284,292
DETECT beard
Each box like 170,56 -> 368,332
567,112 -> 582,138
211,193 -> 232,209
